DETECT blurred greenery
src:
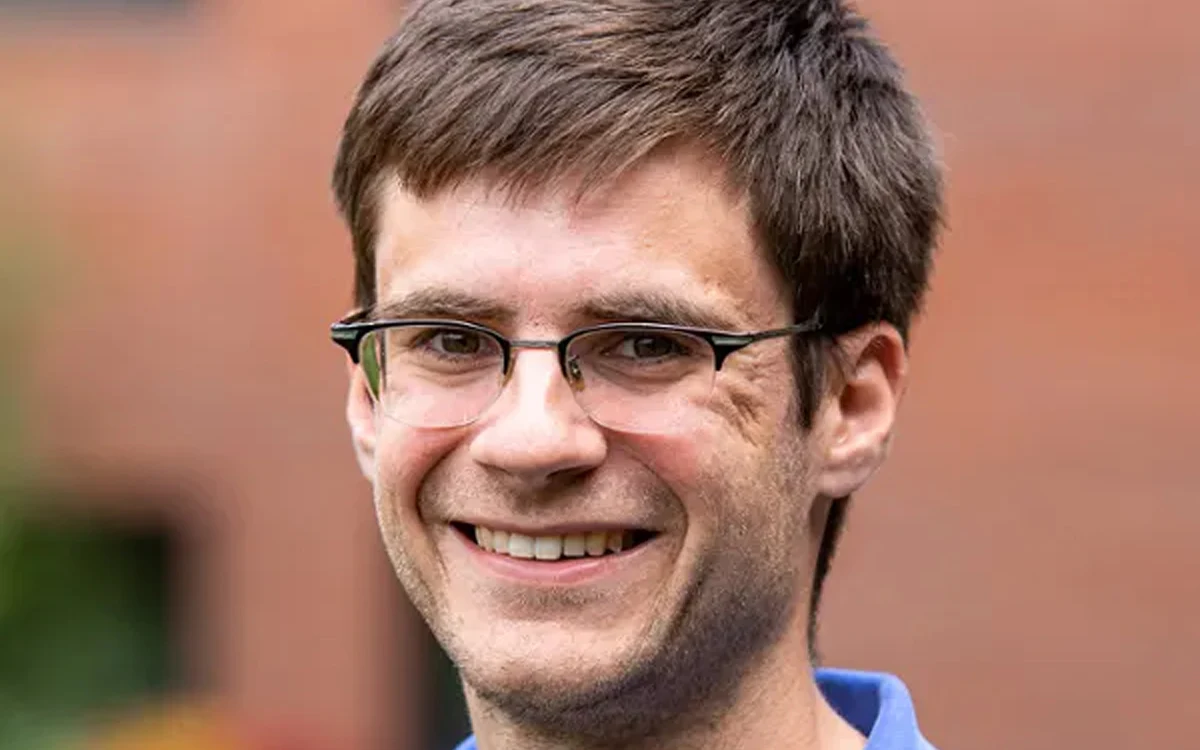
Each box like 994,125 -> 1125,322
0,513 -> 171,749
0,204 -> 171,748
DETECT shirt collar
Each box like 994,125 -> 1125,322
816,668 -> 937,750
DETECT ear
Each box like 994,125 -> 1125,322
814,323 -> 908,498
346,359 -> 378,479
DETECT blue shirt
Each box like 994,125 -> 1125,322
453,668 -> 937,749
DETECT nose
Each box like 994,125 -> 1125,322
468,347 -> 607,489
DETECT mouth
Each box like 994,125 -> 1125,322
452,522 -> 659,562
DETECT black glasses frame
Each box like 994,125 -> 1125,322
330,315 -> 823,377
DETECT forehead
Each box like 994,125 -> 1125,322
372,149 -> 789,330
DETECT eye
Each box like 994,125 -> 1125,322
570,328 -> 709,385
426,329 -> 485,356
618,333 -> 688,360
400,326 -> 501,365
568,328 -> 708,375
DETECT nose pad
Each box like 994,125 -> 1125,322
565,356 -> 585,391
493,347 -> 579,415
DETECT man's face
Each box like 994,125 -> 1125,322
349,150 -> 831,732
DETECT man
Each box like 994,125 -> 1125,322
330,0 -> 943,748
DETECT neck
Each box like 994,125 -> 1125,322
463,619 -> 866,750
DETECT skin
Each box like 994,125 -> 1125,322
346,148 -> 908,750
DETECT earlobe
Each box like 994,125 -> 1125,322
815,325 -> 908,498
346,362 -> 378,479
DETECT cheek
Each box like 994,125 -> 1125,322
711,362 -> 797,448
620,397 -> 810,537
617,422 -> 737,521
374,421 -> 464,522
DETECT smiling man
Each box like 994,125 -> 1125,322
329,1 -> 943,749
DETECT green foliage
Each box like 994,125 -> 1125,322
0,512 -> 172,748
0,181 -> 170,748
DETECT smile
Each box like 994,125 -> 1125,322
454,523 -> 658,562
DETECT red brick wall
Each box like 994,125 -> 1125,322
825,2 -> 1200,748
2,1 -> 1195,748
2,3 -> 417,748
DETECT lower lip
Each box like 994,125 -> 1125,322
454,528 -> 656,586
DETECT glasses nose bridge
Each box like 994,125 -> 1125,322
504,337 -> 568,380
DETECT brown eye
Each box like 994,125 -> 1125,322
620,334 -> 689,360
399,326 -> 501,368
433,330 -> 483,355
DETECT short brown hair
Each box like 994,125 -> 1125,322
332,0 -> 942,652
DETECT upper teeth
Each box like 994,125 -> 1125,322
473,526 -> 633,560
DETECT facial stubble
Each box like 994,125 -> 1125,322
374,438 -> 815,747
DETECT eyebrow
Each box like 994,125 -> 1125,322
372,287 -> 515,324
576,290 -> 744,331
371,287 -> 744,332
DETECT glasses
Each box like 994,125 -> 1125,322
330,316 -> 822,434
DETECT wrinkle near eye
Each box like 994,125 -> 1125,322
711,348 -> 794,448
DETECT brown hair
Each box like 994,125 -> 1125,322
332,0 -> 942,654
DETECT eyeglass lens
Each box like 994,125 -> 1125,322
358,324 -> 717,432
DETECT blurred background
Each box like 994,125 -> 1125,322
0,0 -> 1196,748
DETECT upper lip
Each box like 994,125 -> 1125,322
454,519 -> 662,535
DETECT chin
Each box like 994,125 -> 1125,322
462,653 -> 663,741
456,615 -> 647,688
436,552 -> 800,744
447,616 -> 671,731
